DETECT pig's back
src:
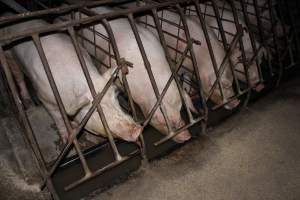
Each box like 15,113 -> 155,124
12,32 -> 98,114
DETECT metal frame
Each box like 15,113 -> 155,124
0,0 -> 299,199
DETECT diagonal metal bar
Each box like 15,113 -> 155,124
41,53 -> 122,190
193,0 -> 225,100
174,4 -> 208,133
100,18 -> 147,159
68,26 -> 123,162
210,0 -> 243,94
0,46 -> 60,200
206,29 -> 243,101
127,13 -> 173,133
151,6 -> 196,124
32,34 -> 92,183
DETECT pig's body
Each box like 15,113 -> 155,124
215,0 -> 286,41
80,7 -> 194,143
2,19 -> 141,142
197,3 -> 265,91
127,7 -> 239,109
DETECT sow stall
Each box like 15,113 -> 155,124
0,0 -> 299,199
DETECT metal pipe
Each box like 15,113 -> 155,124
0,46 -> 60,200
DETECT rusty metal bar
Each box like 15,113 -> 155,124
41,52 -> 123,190
193,0 -> 225,100
64,149 -> 139,191
206,28 -> 242,101
0,0 -> 27,13
154,115 -> 204,145
31,34 -> 94,185
210,0 -> 244,94
240,0 -> 264,82
0,46 -> 60,200
100,18 -> 146,158
267,0 -> 283,80
68,27 -> 123,162
0,0 -> 193,44
127,13 -> 173,133
172,4 -> 208,131
151,7 -> 196,123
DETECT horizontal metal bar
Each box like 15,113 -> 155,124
64,149 -> 140,191
0,0 -> 193,43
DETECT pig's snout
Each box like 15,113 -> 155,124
254,83 -> 265,92
172,130 -> 191,143
122,124 -> 142,142
224,98 -> 240,110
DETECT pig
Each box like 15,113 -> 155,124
196,3 -> 266,91
215,0 -> 288,43
1,18 -> 142,143
122,5 -> 240,109
76,7 -> 196,143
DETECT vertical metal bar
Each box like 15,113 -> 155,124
248,0 -> 264,81
31,34 -> 92,177
267,0 -> 282,79
0,46 -> 60,200
210,0 -> 243,94
126,14 -> 173,133
99,20 -> 137,121
67,27 -> 123,162
174,4 -> 209,132
100,19 -> 147,158
42,59 -> 122,189
193,0 -> 225,100
150,8 -> 195,123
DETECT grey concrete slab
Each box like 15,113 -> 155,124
88,78 -> 300,200
0,78 -> 299,200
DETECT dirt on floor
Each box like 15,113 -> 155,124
0,78 -> 300,200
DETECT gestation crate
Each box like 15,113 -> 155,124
0,0 -> 299,199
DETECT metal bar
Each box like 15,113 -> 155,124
64,149 -> 140,191
100,19 -> 147,158
31,34 -> 93,185
41,64 -> 121,189
0,0 -> 28,13
127,14 -> 173,133
0,46 -> 60,200
193,0 -> 225,100
206,29 -> 242,101
172,4 -> 208,131
0,1 -> 206,44
240,0 -> 264,82
210,0 -> 243,94
151,7 -> 196,124
154,116 -> 204,146
68,27 -> 123,162
177,1 -> 208,134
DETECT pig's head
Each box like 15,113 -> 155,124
207,67 -> 240,110
148,89 -> 194,143
246,46 -> 267,92
79,85 -> 142,142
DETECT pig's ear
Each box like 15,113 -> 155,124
183,90 -> 198,114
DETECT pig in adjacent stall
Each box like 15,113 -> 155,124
196,3 -> 266,91
217,0 -> 288,46
78,7 -> 196,143
1,18 -> 142,143
123,4 -> 240,109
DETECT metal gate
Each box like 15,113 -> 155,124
0,0 -> 298,199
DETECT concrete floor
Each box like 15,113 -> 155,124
1,78 -> 300,200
